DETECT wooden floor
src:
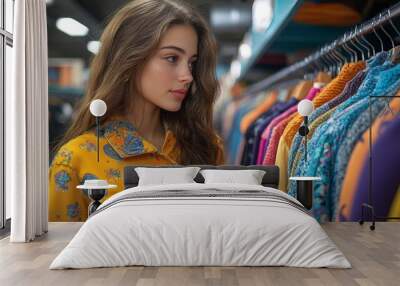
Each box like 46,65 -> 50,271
0,222 -> 399,286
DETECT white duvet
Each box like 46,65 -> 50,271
50,183 -> 351,269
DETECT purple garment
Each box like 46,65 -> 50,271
256,86 -> 322,164
241,99 -> 298,165
350,116 -> 400,220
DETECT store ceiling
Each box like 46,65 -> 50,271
46,0 -> 400,81
46,0 -> 253,67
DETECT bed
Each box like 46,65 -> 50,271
49,165 -> 351,269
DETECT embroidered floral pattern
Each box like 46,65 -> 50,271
49,118 -> 180,222
56,148 -> 73,165
124,133 -> 145,154
102,120 -> 157,158
55,170 -> 71,192
66,202 -> 80,219
103,144 -> 123,161
105,168 -> 121,183
79,141 -> 97,152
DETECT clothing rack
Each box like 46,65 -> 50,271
361,95 -> 400,231
245,2 -> 400,95
244,2 -> 400,230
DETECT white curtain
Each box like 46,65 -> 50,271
9,0 -> 49,242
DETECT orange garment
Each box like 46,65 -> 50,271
315,72 -> 332,84
283,86 -> 296,102
240,91 -> 278,134
275,62 -> 365,191
293,2 -> 362,27
284,62 -> 365,149
291,80 -> 313,100
339,96 -> 400,220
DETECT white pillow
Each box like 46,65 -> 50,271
200,169 -> 266,185
135,167 -> 201,186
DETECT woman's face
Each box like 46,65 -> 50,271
139,24 -> 198,112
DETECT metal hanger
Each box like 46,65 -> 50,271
353,25 -> 371,59
322,46 -> 335,75
346,32 -> 358,62
360,28 -> 376,56
326,46 -> 337,75
314,53 -> 326,76
317,47 -> 329,73
386,10 -> 400,61
380,20 -> 395,50
303,57 -> 314,80
388,9 -> 400,39
340,34 -> 353,63
372,17 -> 384,52
350,29 -> 366,61
331,44 -> 342,76
377,12 -> 395,51
329,44 -> 342,76
309,54 -> 321,78
332,40 -> 347,70
343,40 -> 357,62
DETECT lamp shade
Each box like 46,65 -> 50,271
89,99 -> 107,117
298,99 -> 314,116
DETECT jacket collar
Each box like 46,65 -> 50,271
101,118 -> 177,159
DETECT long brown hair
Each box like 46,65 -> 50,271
54,0 -> 221,164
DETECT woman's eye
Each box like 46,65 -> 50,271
166,56 -> 178,63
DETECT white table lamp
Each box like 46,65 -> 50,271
89,99 -> 107,162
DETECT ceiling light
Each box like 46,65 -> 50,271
252,0 -> 274,32
56,17 -> 89,37
87,41 -> 101,54
239,43 -> 251,59
230,59 -> 241,80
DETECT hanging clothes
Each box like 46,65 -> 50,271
296,52 -> 400,222
350,115 -> 400,220
226,96 -> 265,164
260,83 -> 323,165
213,22 -> 400,223
289,53 -> 387,193
240,91 -> 278,134
332,68 -> 400,219
241,97 -> 300,165
262,113 -> 297,166
288,69 -> 367,179
275,61 -> 365,192
288,69 -> 368,197
239,80 -> 314,166
338,96 -> 400,221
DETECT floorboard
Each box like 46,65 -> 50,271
0,222 -> 399,286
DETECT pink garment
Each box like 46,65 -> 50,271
257,86 -> 322,164
256,105 -> 297,164
263,115 -> 295,164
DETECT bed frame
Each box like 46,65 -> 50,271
123,165 -> 280,189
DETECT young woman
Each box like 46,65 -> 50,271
49,0 -> 225,222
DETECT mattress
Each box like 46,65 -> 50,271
50,183 -> 351,269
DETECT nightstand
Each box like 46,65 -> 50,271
289,176 -> 321,210
77,180 -> 117,216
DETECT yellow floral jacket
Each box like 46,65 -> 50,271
49,119 -> 225,222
